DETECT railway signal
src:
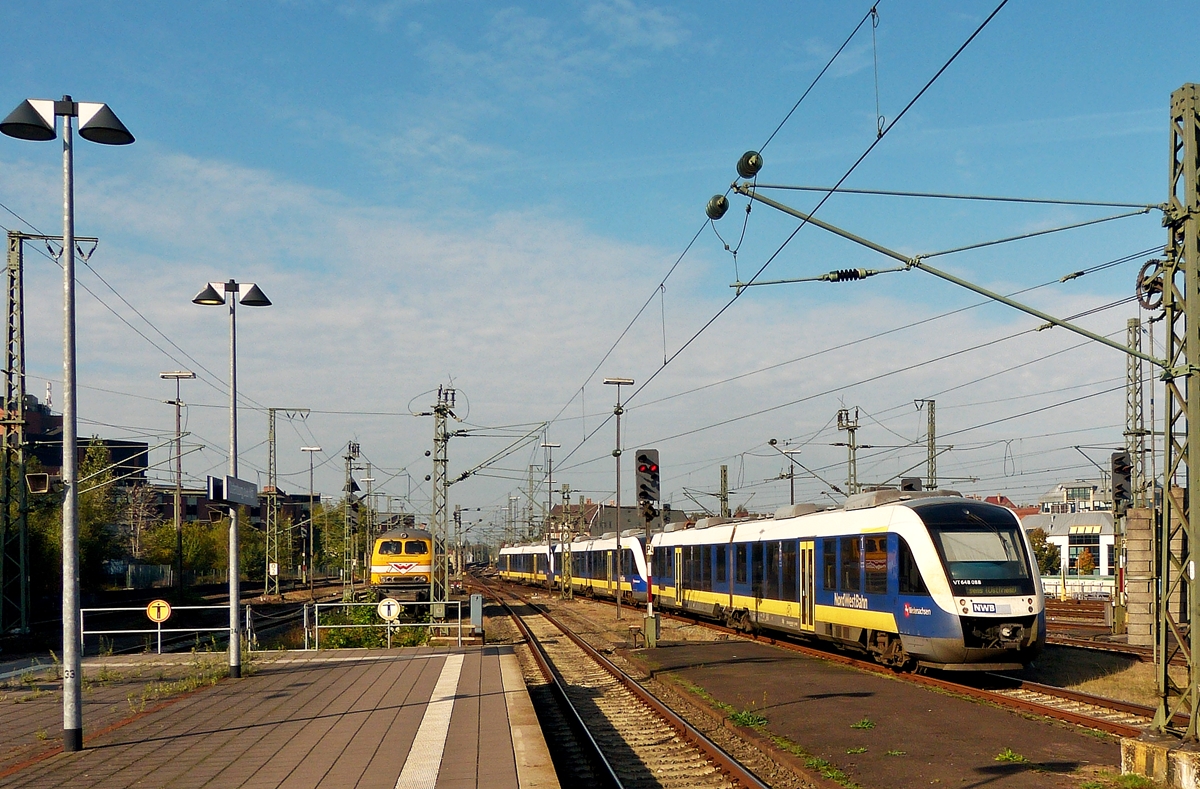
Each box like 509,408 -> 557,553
1111,450 -> 1132,515
635,449 -> 660,516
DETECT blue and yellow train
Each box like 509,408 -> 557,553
499,490 -> 1045,671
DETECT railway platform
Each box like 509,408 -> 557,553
637,639 -> 1121,789
0,645 -> 558,789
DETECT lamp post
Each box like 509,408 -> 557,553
540,442 -> 559,594
301,447 -> 321,598
193,279 -> 271,679
603,377 -> 633,620
1,95 -> 133,753
160,371 -> 195,595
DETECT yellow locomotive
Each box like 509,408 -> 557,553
369,527 -> 433,601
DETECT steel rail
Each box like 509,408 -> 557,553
480,579 -> 770,789
492,591 -> 625,789
986,674 -> 1190,729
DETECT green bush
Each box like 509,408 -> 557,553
318,604 -> 429,649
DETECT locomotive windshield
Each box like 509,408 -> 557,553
916,502 -> 1036,596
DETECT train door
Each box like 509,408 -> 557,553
606,550 -> 614,594
674,546 -> 683,603
799,541 -> 815,631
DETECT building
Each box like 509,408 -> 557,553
2,394 -> 148,484
540,499 -> 690,540
983,495 -> 1040,518
1037,479 -> 1110,514
1021,511 -> 1115,577
145,483 -> 316,528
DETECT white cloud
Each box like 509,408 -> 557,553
2,144 -> 1136,518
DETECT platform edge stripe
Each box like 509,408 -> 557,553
499,651 -> 560,789
394,653 -> 465,789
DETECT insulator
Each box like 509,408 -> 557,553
822,268 -> 868,282
706,194 -> 729,220
736,150 -> 763,179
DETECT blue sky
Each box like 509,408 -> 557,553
0,2 -> 1190,533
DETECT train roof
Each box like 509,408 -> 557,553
650,492 -> 1018,547
376,527 -> 433,540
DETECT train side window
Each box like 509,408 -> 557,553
735,544 -> 748,584
782,540 -> 798,603
765,542 -> 780,599
752,543 -> 765,595
378,540 -> 402,555
864,536 -> 888,594
898,537 -> 930,595
715,545 -> 727,585
840,537 -> 861,591
405,540 -> 427,555
823,540 -> 837,589
699,545 -> 711,591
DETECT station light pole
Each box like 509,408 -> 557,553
161,371 -> 195,595
193,279 -> 272,678
603,377 -> 633,620
0,95 -> 133,752
301,446 -> 321,597
540,441 -> 559,594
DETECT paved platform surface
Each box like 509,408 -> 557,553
0,645 -> 557,789
634,640 -> 1121,789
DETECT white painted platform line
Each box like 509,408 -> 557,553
394,653 -> 466,789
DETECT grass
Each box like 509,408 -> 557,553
770,734 -> 860,789
994,748 -> 1028,763
1017,646 -> 1185,708
850,717 -> 875,730
729,709 -> 768,728
1079,771 -> 1164,789
885,749 -> 906,756
846,746 -> 867,754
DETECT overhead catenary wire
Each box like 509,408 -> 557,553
554,1 -> 1012,470
541,2 -> 883,442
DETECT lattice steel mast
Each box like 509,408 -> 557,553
1,232 -> 27,634
430,386 -> 455,607
1154,83 -> 1200,737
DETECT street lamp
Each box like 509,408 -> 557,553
193,279 -> 271,679
301,447 -> 321,598
160,371 -> 195,595
603,377 -> 633,620
1,95 -> 133,753
540,442 -> 559,594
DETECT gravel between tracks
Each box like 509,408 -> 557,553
495,591 -> 822,789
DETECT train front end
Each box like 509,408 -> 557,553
903,500 -> 1045,670
369,529 -> 433,602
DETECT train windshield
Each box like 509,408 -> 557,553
918,503 -> 1036,596
377,539 -> 428,556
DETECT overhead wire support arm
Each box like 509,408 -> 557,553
731,182 -> 1167,371
748,183 -> 1163,211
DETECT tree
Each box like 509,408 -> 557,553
77,439 -> 124,589
1027,528 -> 1060,575
1076,547 -> 1096,576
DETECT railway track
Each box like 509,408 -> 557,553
482,581 -> 767,789
486,577 -> 1157,741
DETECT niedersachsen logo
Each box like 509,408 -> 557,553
903,602 -> 932,617
833,593 -> 868,609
